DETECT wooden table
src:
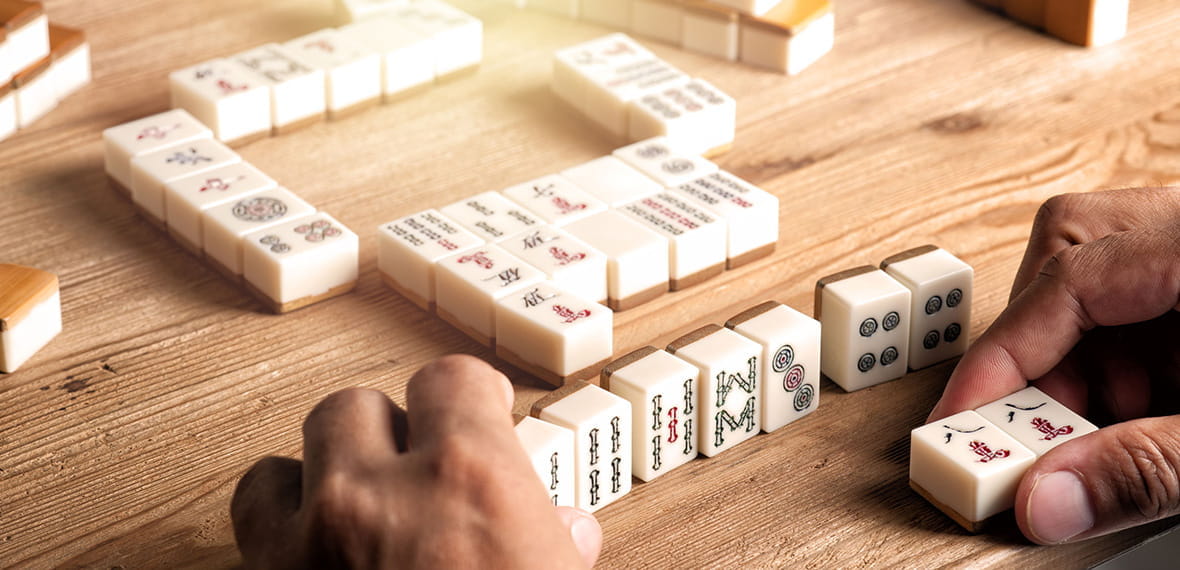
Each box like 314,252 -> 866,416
3,0 -> 1179,566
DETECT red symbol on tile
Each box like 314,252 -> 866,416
1031,418 -> 1074,441
304,40 -> 335,53
969,441 -> 1011,463
295,220 -> 342,242
216,79 -> 248,94
553,305 -> 591,324
548,247 -> 586,266
458,251 -> 494,269
136,123 -> 182,140
667,407 -> 679,443
198,175 -> 246,192
552,197 -> 587,215
437,238 -> 459,251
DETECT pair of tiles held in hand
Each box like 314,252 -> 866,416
911,386 -> 1099,532
515,300 -> 819,512
102,108 -> 359,313
169,0 -> 480,145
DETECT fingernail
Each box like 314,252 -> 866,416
1027,470 -> 1095,544
570,512 -> 597,544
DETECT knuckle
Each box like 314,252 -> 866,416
304,388 -> 386,433
424,434 -> 499,492
305,471 -> 385,536
413,354 -> 503,394
1108,428 -> 1180,521
1035,193 -> 1085,229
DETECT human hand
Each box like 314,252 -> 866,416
927,187 -> 1180,544
230,354 -> 602,568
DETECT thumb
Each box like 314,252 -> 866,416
1016,416 -> 1180,544
554,506 -> 603,567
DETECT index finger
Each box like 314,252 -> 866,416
929,226 -> 1180,421
404,354 -> 517,451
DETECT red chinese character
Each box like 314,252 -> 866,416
553,305 -> 591,323
969,441 -> 1011,463
552,197 -> 587,215
1031,417 -> 1074,441
438,238 -> 459,251
458,252 -> 494,269
216,79 -> 248,94
548,247 -> 586,266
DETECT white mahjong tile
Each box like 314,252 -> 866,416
377,209 -> 485,310
726,302 -> 820,433
242,213 -> 360,306
129,138 -> 241,223
170,58 -> 272,143
0,85 -> 16,143
910,411 -> 1036,529
681,2 -> 739,61
613,137 -> 718,186
529,0 -> 579,18
500,226 -> 608,303
202,187 -> 316,277
629,77 -> 736,156
602,346 -> 700,482
670,170 -> 778,268
668,325 -> 761,457
559,156 -> 661,208
532,382 -> 632,513
102,109 -> 213,191
500,174 -> 608,227
339,16 -> 435,98
581,0 -> 632,28
617,192 -> 726,290
881,245 -> 973,371
1,2 -> 48,77
282,28 -> 382,116
389,0 -> 482,78
515,416 -> 576,507
709,0 -> 778,15
740,1 -> 834,75
1047,0 -> 1127,47
494,282 -> 613,384
232,44 -> 327,132
47,25 -> 90,101
630,0 -> 684,45
164,162 -> 278,252
439,191 -> 544,242
0,264 -> 61,373
12,58 -> 56,127
434,244 -> 546,345
816,267 -> 911,392
563,210 -> 668,311
335,0 -> 408,22
975,387 -> 1099,457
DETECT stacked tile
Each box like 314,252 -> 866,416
0,1 -> 91,142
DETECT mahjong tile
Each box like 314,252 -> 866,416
202,187 -> 316,278
440,191 -> 544,242
282,28 -> 381,117
164,162 -> 278,254
613,137 -> 719,187
559,156 -> 662,208
232,43 -> 327,134
434,244 -> 546,346
102,109 -> 213,193
129,138 -> 242,225
617,192 -> 726,290
670,170 -> 778,269
494,281 -> 613,385
499,174 -> 607,227
169,58 -> 272,144
500,226 -> 607,304
563,210 -> 668,311
242,212 -> 359,312
377,209 -> 484,310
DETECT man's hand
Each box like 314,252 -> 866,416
928,187 -> 1180,544
230,355 -> 602,568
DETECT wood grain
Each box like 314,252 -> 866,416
2,0 -> 1180,567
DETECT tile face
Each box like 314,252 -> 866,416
726,302 -> 821,432
232,44 -> 327,131
339,16 -> 435,98
165,162 -> 278,252
975,387 -> 1098,457
740,1 -> 835,75
629,78 -> 736,157
618,192 -> 726,290
881,245 -> 973,370
602,346 -> 700,482
563,210 -> 669,310
282,29 -> 382,115
910,410 -> 1036,527
668,325 -> 761,457
440,191 -> 544,242
500,226 -> 608,303
434,244 -> 546,345
816,267 -> 911,392
613,137 -> 718,187
670,171 -> 778,268
494,282 -> 613,385
102,109 -> 213,191
532,383 -> 632,513
203,187 -> 317,276
242,213 -> 360,307
377,209 -> 484,310
130,138 -> 242,222
500,174 -> 608,227
0,264 -> 61,374
681,3 -> 739,61
630,0 -> 684,45
560,155 -> 662,208
389,0 -> 482,77
514,416 -> 576,507
169,58 -> 272,143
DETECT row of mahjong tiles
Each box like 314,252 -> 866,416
517,0 -> 835,75
377,137 -> 779,383
101,108 -> 360,314
169,0 -> 481,145
0,1 -> 90,142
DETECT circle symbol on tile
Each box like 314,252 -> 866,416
793,384 -> 815,412
945,323 -> 962,343
883,312 -> 901,331
784,364 -> 805,391
772,345 -> 794,373
857,353 -> 876,372
859,318 -> 878,337
947,288 -> 963,308
925,295 -> 943,315
923,330 -> 940,350
233,197 -> 287,222
881,346 -> 899,366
